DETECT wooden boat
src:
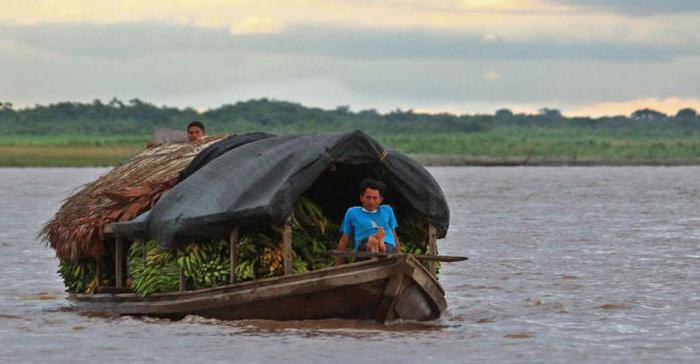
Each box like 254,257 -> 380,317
69,253 -> 446,323
53,132 -> 458,323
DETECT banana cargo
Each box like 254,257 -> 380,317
43,130 -> 455,322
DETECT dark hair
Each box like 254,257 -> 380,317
187,120 -> 205,132
359,178 -> 386,197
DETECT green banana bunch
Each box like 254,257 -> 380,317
234,260 -> 256,281
292,259 -> 309,274
176,240 -> 230,289
399,239 -> 440,275
128,240 -> 180,296
292,197 -> 329,237
397,214 -> 429,246
110,199 -> 441,296
260,246 -> 284,274
57,259 -> 96,293
59,198 -> 441,295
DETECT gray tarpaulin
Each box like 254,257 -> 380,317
113,130 -> 449,248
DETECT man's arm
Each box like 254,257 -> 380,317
386,206 -> 400,252
392,229 -> 400,252
335,234 -> 350,266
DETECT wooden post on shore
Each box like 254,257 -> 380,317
229,228 -> 239,284
427,223 -> 438,276
114,237 -> 123,288
282,219 -> 293,275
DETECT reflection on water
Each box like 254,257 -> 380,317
1,167 -> 699,363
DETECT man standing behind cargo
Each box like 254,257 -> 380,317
187,121 -> 206,142
335,179 -> 400,265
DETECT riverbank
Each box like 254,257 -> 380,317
0,144 -> 142,167
410,154 -> 700,166
2,144 -> 700,167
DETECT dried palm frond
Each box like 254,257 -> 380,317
40,136 -> 227,261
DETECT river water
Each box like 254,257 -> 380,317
1,167 -> 699,363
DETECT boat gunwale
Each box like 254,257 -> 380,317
71,254 -> 442,302
69,254 -> 446,320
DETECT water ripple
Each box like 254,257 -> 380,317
1,166 -> 700,363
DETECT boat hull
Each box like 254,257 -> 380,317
69,254 -> 446,322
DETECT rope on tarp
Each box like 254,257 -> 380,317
325,150 -> 337,171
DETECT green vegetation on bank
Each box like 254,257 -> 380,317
379,128 -> 700,160
0,144 -> 143,167
0,135 -> 148,146
1,98 -> 700,166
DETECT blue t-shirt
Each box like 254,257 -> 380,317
340,205 -> 398,250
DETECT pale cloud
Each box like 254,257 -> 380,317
2,0 -> 699,46
551,0 -> 700,15
483,70 -> 501,80
1,22 -> 699,115
3,23 -> 693,62
414,100 -> 543,115
0,0 -> 545,26
482,33 -> 499,42
230,17 -> 283,34
1,1 -> 699,117
568,97 -> 700,117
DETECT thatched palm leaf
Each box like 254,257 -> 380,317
40,136 -> 226,261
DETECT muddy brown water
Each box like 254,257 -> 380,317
1,167 -> 699,363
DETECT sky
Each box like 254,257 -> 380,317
1,0 -> 699,117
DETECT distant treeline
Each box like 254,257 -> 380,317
1,98 -> 699,137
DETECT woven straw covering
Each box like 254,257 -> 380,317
41,136 -> 226,261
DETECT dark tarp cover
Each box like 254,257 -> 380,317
178,132 -> 275,182
113,130 -> 449,249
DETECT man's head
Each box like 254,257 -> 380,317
358,178 -> 386,212
187,121 -> 206,142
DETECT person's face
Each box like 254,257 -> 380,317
359,188 -> 382,211
187,126 -> 204,142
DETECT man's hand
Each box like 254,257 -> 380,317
393,229 -> 400,252
335,234 -> 349,266
376,226 -> 386,242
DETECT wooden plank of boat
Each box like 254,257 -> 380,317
69,254 -> 445,322
324,250 -> 468,262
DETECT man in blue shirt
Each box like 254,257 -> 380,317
336,179 -> 400,265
